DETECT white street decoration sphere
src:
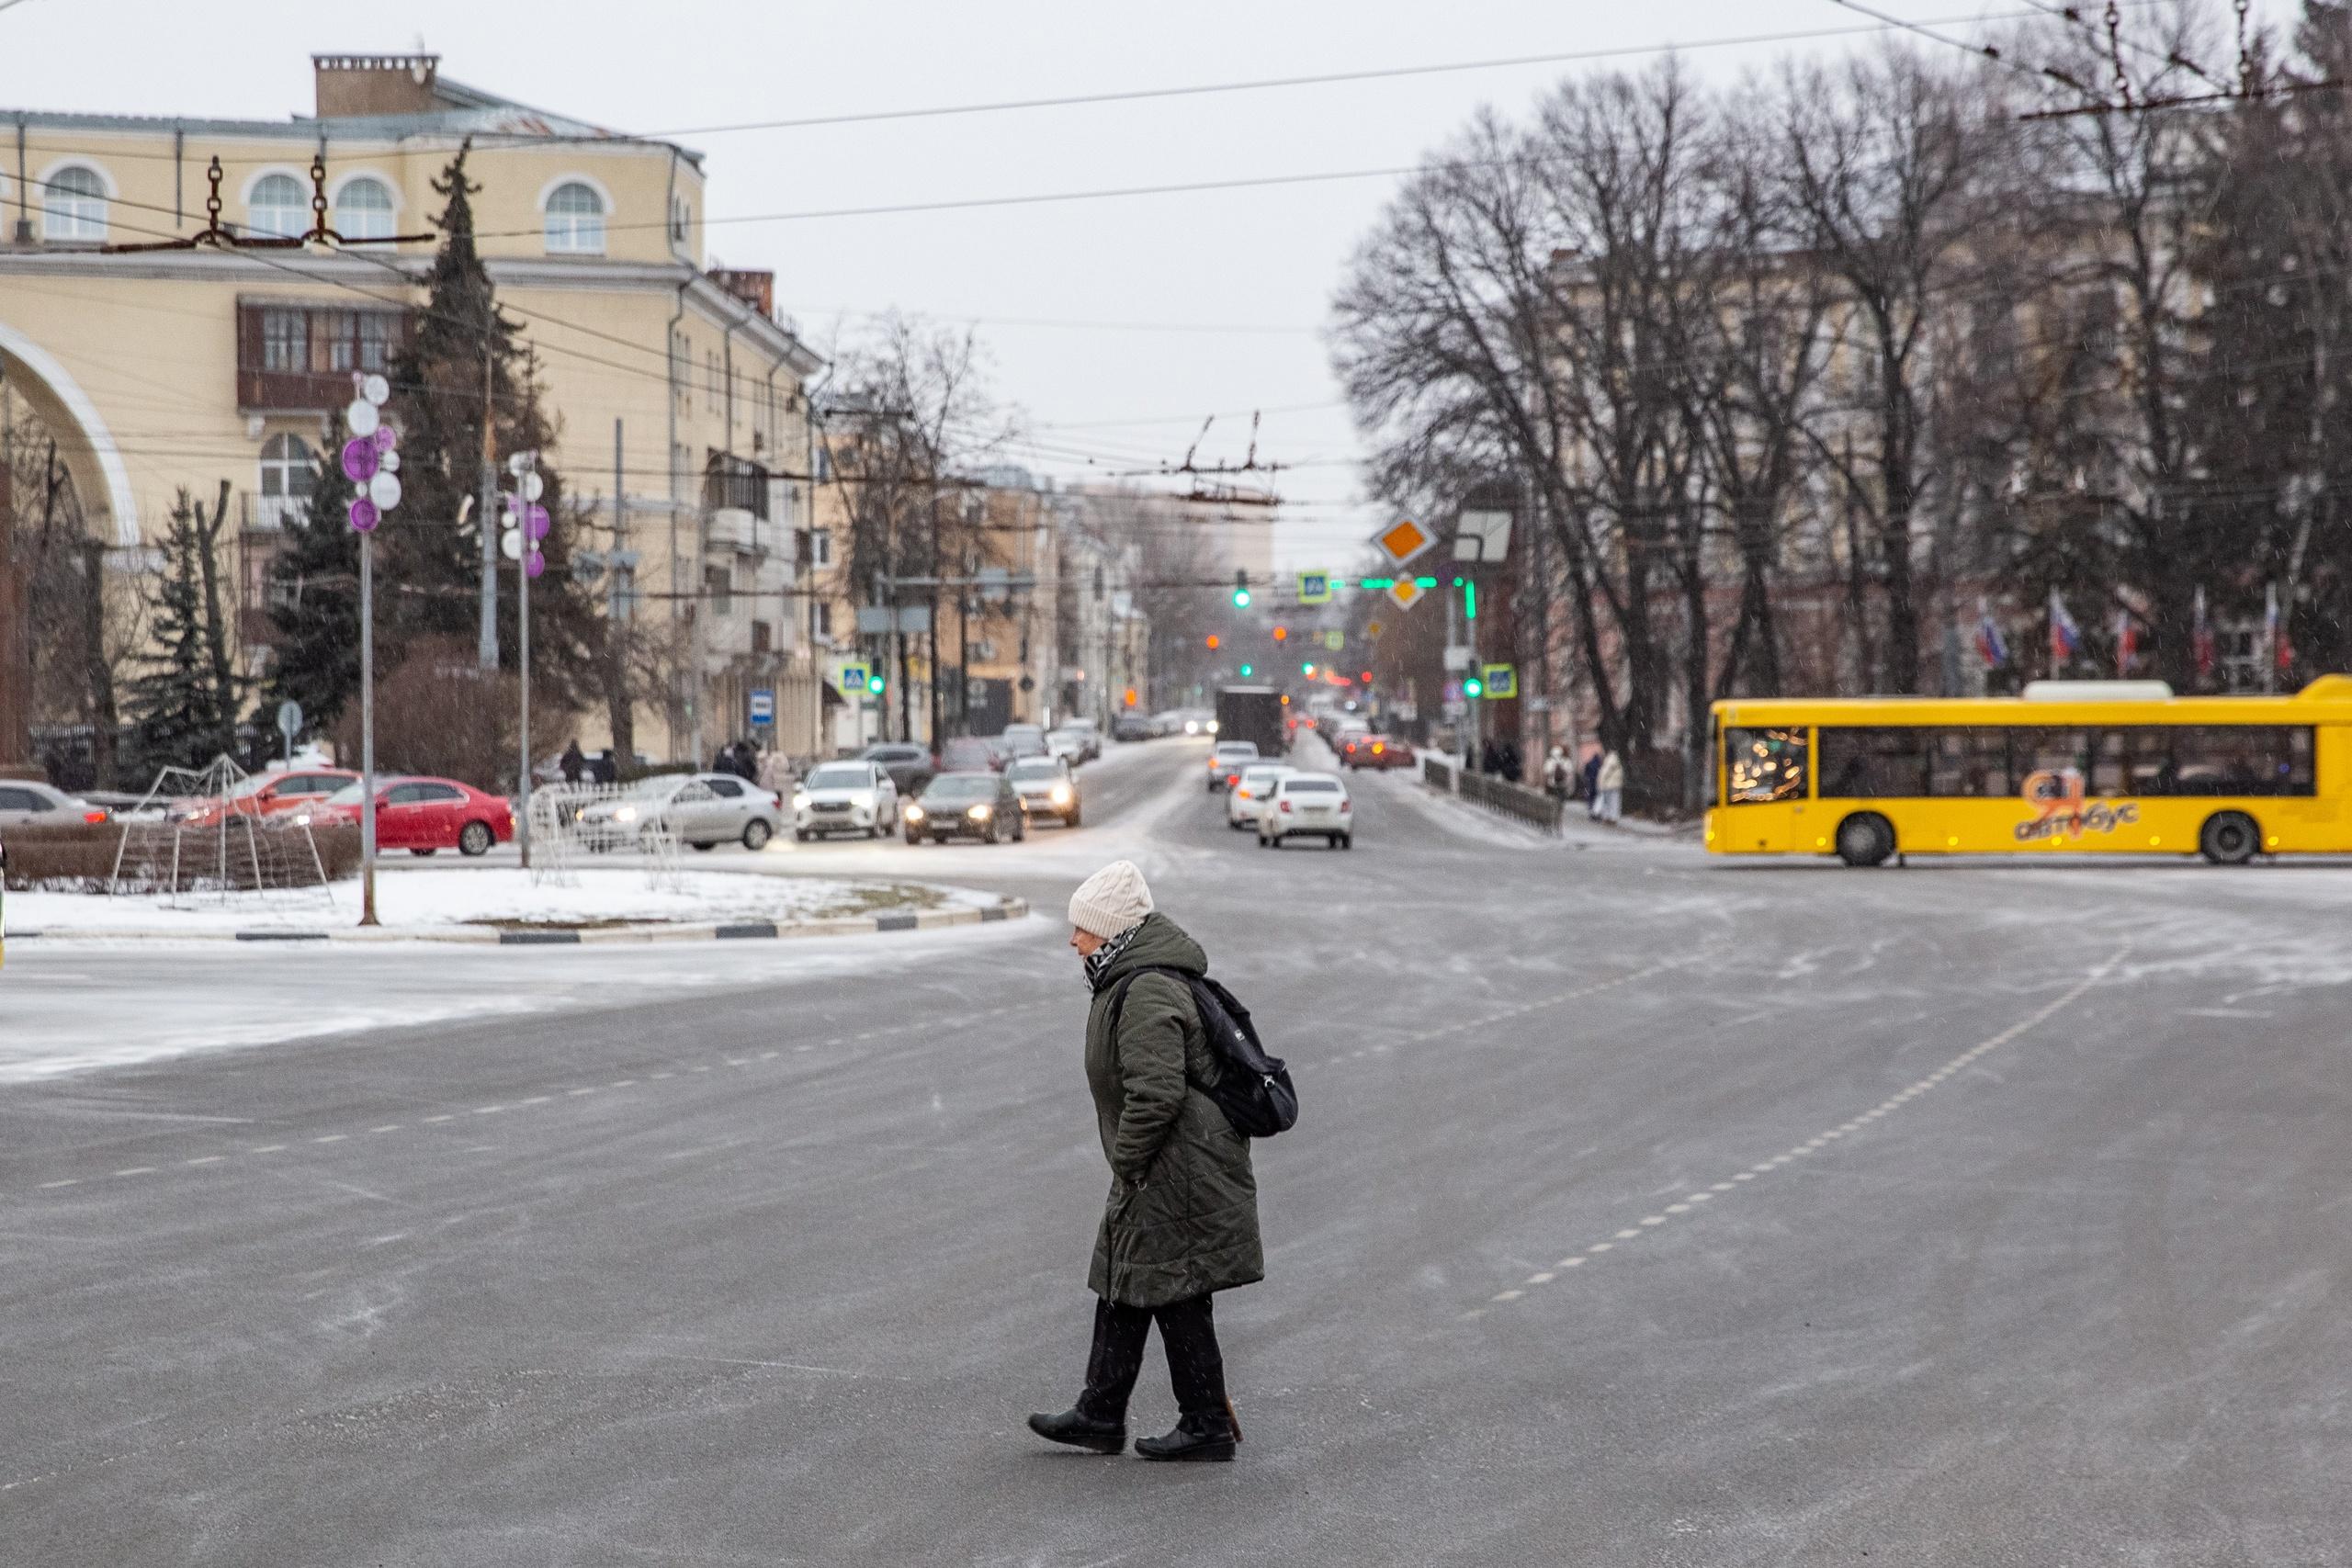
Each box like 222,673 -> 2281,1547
345,398 -> 380,437
501,527 -> 524,562
361,373 -> 390,407
378,448 -> 401,473
523,472 -> 545,502
368,470 -> 403,510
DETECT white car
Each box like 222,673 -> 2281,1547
1046,728 -> 1088,766
1206,740 -> 1261,793
794,761 -> 899,840
1226,762 -> 1296,831
575,772 -> 784,851
1063,717 -> 1103,761
1008,756 -> 1082,827
0,780 -> 107,828
1260,772 -> 1353,850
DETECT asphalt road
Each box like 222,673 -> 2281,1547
5,740 -> 2349,1565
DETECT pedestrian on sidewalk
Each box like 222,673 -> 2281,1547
559,739 -> 585,784
1029,860 -> 1261,1462
1596,747 -> 1625,825
1580,750 -> 1604,818
1542,745 -> 1571,802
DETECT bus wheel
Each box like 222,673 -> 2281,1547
1835,812 -> 1895,868
2199,810 -> 2261,865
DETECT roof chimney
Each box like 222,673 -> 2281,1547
313,54 -> 444,118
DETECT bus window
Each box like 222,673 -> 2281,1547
1818,728 -> 1929,797
2089,730 -> 2131,796
2012,728 -> 2093,788
1927,728 -> 2009,795
1725,728 -> 1807,803
2166,726 -> 2316,796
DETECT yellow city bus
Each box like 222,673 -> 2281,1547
1706,676 -> 2352,866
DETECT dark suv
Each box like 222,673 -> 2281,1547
860,742 -> 935,795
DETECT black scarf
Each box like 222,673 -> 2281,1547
1083,921 -> 1143,993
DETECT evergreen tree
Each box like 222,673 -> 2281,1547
125,489 -> 238,778
255,407 -> 361,742
382,143 -> 604,715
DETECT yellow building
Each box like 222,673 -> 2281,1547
0,53 -> 825,765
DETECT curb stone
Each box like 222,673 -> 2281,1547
5,896 -> 1029,947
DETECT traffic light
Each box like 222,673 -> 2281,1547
1360,670 -> 1373,683
865,671 -> 887,696
1303,661 -> 1316,676
1231,570 -> 1251,609
1463,675 -> 1484,698
1238,663 -> 1253,677
1124,687 -> 1137,707
1272,626 -> 1288,643
1205,634 -> 1219,650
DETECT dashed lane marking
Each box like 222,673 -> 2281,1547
1473,945 -> 2131,1317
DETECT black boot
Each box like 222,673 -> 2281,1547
1027,1405 -> 1127,1454
1135,1403 -> 1239,1462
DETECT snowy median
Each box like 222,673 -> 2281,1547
3,867 -> 1026,945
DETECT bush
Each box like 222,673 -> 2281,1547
3,820 -> 361,892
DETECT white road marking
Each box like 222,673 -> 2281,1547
311,1134 -> 347,1144
567,1088 -> 595,1097
1665,1202 -> 1692,1213
39,1179 -> 77,1189
520,1094 -> 555,1103
250,1145 -> 287,1153
471,1106 -> 504,1116
370,1124 -> 401,1134
112,1168 -> 155,1178
422,1116 -> 454,1124
183,1156 -> 225,1166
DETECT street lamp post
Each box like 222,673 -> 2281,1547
340,373 -> 404,926
503,454 -> 548,870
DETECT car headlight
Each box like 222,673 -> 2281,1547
1050,783 -> 1071,805
1206,720 -> 1220,734
967,804 -> 991,820
793,793 -> 809,810
905,804 -> 925,820
614,805 -> 638,823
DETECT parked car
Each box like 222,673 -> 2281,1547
938,736 -> 1004,774
174,767 -> 357,827
1226,762 -> 1297,831
1206,740 -> 1261,793
1063,717 -> 1103,761
1046,728 -> 1088,766
999,723 -> 1049,761
1340,733 -> 1417,771
316,775 -> 514,856
903,771 -> 1025,844
0,780 -> 110,828
794,761 -> 899,840
1261,772 -> 1353,850
576,772 -> 784,852
1114,712 -> 1154,742
1008,756 -> 1081,828
860,742 -> 936,795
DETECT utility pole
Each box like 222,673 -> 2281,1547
514,451 -> 535,870
477,348 -> 498,670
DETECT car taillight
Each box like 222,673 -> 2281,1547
1280,800 -> 1293,813
1339,799 -> 1351,812
83,809 -> 107,824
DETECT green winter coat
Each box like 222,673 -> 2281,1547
1083,913 -> 1264,1308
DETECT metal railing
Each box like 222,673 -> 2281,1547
1423,754 -> 1563,834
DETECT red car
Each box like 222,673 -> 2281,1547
1340,735 -> 1416,771
175,767 -> 359,827
317,774 -> 515,856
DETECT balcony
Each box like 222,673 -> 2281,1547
237,301 -> 413,413
707,508 -> 759,552
702,452 -> 771,520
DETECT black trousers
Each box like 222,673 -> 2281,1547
1078,1293 -> 1227,1423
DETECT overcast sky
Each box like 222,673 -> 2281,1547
0,0 -> 2302,571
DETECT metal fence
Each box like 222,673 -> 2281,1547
1423,755 -> 1564,835
1423,757 -> 1455,793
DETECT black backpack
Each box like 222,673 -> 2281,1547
1107,967 -> 1298,1138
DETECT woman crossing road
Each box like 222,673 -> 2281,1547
1027,861 -> 1262,1461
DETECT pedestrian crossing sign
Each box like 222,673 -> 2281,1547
838,664 -> 869,695
1479,663 -> 1517,699
1297,571 -> 1333,604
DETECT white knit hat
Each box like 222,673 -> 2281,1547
1069,860 -> 1155,939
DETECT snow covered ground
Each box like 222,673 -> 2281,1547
5,868 -> 992,937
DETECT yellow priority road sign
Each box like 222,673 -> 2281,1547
1387,578 -> 1425,609
1374,517 -> 1434,569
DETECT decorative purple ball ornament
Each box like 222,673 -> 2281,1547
341,438 -> 379,483
371,423 -> 399,454
526,503 -> 552,542
525,549 -> 546,580
347,497 -> 381,533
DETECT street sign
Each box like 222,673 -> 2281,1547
1374,517 -> 1435,569
1321,628 -> 1344,651
276,699 -> 302,744
838,664 -> 869,695
1454,508 -> 1513,562
1443,646 -> 1474,672
749,687 -> 775,726
1366,619 -> 1385,639
1297,571 -> 1333,604
1480,662 -> 1518,699
1387,578 -> 1425,610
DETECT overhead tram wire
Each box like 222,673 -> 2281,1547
1820,0 -> 2118,100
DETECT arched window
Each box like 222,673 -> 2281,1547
249,173 -> 308,241
256,434 -> 316,528
543,180 -> 606,254
337,176 -> 396,243
42,165 -> 107,242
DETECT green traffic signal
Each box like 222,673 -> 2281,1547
1233,588 -> 1251,608
1302,661 -> 1316,676
865,673 -> 887,695
1238,663 -> 1253,677
1463,677 -> 1484,698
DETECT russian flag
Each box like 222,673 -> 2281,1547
1973,598 -> 2008,669
2193,586 -> 2216,678
2049,589 -> 2080,668
2114,605 -> 2138,677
